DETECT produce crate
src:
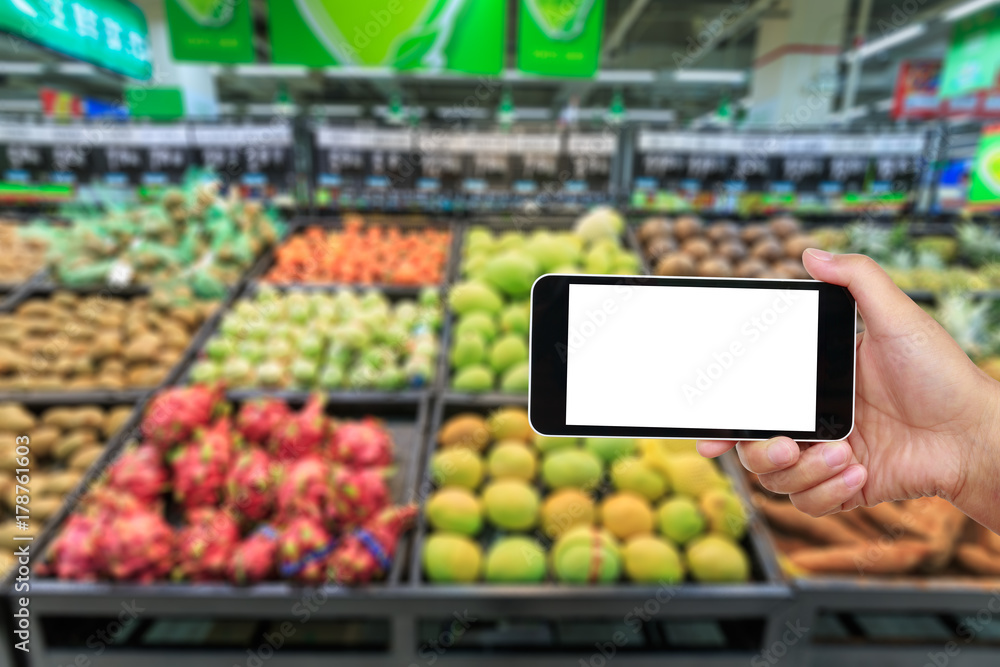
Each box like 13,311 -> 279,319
257,217 -> 459,294
14,397 -> 430,666
180,280 -> 447,404
442,218 -> 643,400
746,486 -> 1000,667
401,399 -> 795,665
0,284 -> 227,404
0,398 -> 144,578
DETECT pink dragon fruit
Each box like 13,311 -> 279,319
269,393 -> 329,461
174,509 -> 241,582
235,398 -> 291,446
275,456 -> 332,522
171,417 -> 234,510
327,418 -> 394,468
278,517 -> 333,584
226,448 -> 278,521
327,466 -> 390,529
103,509 -> 175,583
229,525 -> 279,585
48,514 -> 104,581
327,505 -> 417,585
106,445 -> 167,505
141,384 -> 224,451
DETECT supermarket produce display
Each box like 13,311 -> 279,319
0,221 -> 49,286
15,178 -> 282,299
635,215 -> 814,278
265,217 -> 452,287
447,208 -> 639,394
38,386 -> 418,585
417,406 -> 754,585
188,286 -> 441,390
813,222 -> 1000,293
0,403 -> 133,574
0,292 -> 215,392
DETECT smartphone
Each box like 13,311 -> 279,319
528,274 -> 856,442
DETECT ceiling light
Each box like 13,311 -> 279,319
236,65 -> 308,77
0,62 -> 43,74
56,63 -> 95,75
851,24 -> 926,60
674,69 -> 746,84
944,0 -> 1000,21
596,70 -> 656,83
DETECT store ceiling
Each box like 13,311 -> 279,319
0,0 -> 972,122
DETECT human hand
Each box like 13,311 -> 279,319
697,249 -> 1000,530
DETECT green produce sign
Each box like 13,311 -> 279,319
517,0 -> 605,78
268,0 -> 505,74
165,0 -> 255,63
940,7 -> 1000,98
0,0 -> 151,80
969,126 -> 1000,207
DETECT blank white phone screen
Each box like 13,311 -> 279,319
565,284 -> 820,431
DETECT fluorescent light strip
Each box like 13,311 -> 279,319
515,107 -> 553,120
0,62 -> 43,74
325,67 -> 394,79
674,69 -> 746,84
944,0 -> 1000,21
56,63 -> 95,75
596,69 -> 656,83
236,65 -> 308,77
852,24 -> 926,60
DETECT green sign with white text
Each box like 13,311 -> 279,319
166,0 -> 254,63
267,0 -> 505,74
940,7 -> 1000,98
517,0 -> 605,78
0,0 -> 151,80
969,126 -> 1000,207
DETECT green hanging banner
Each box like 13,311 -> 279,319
517,0 -> 605,78
267,0 -> 505,75
165,0 -> 255,63
968,124 -> 1000,208
0,0 -> 151,80
940,7 -> 1000,98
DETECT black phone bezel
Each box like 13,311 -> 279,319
528,274 -> 856,442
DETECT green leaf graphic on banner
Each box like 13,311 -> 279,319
393,27 -> 441,70
294,0 -> 443,66
523,0 -> 597,40
176,0 -> 234,27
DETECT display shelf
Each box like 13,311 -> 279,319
254,217 -> 458,295
17,396 -> 428,602
395,397 -> 795,666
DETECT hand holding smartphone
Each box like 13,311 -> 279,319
528,274 -> 856,442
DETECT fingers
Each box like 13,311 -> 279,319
757,441 -> 855,494
696,440 -> 736,458
802,249 -> 927,339
789,464 -> 867,516
735,437 -> 800,474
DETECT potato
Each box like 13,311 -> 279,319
33,496 -> 63,523
42,471 -> 80,496
54,429 -> 98,460
69,445 -> 104,472
103,406 -> 134,437
29,426 -> 60,458
0,404 -> 35,432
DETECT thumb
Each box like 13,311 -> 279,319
802,249 -> 924,338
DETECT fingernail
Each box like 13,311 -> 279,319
766,438 -> 794,466
843,465 -> 865,489
806,248 -> 833,261
823,443 -> 848,468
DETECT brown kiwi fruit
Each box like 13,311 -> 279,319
751,237 -> 783,262
638,218 -> 673,245
697,258 -> 733,277
673,216 -> 703,241
654,254 -> 697,277
769,216 -> 801,239
735,258 -> 768,278
740,223 -> 768,245
706,221 -> 739,243
716,240 -> 747,263
681,238 -> 713,262
645,236 -> 676,263
783,235 -> 817,260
